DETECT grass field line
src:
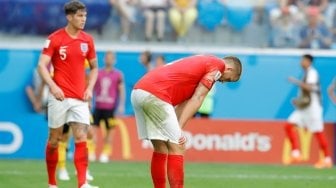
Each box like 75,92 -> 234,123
1,170 -> 335,181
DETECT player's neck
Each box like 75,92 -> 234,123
105,66 -> 114,72
65,25 -> 81,39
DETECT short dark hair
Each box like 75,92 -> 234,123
302,54 -> 313,62
223,56 -> 242,77
64,0 -> 86,15
143,51 -> 152,62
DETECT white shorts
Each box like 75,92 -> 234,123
47,94 -> 90,128
288,103 -> 324,132
131,89 -> 182,144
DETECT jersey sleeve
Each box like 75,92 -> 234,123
86,36 -> 96,61
42,36 -> 56,57
200,57 -> 225,89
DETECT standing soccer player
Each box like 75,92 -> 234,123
37,1 -> 98,188
131,54 -> 242,188
92,50 -> 126,163
284,54 -> 332,168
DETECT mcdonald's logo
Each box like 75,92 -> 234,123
282,127 -> 314,164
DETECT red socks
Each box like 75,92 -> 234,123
284,123 -> 299,150
167,154 -> 184,188
314,132 -> 330,157
151,152 -> 167,188
46,142 -> 58,186
285,123 -> 331,158
74,142 -> 88,188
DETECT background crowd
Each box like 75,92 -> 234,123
2,0 -> 336,48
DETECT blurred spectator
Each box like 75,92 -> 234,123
297,0 -> 329,13
139,0 -> 169,41
168,0 -> 198,41
154,54 -> 166,68
25,68 -> 49,113
330,6 -> 336,48
110,0 -> 138,42
195,86 -> 216,118
276,0 -> 328,12
92,51 -> 126,163
269,5 -> 301,47
298,6 -> 332,49
139,50 -> 153,71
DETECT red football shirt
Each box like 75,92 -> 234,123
42,28 -> 96,100
134,55 -> 225,106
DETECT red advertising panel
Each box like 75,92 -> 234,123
94,117 -> 334,164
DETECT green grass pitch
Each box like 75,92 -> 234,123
0,160 -> 335,188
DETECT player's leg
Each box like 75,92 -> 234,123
308,116 -> 333,168
132,89 -> 168,187
285,111 -> 303,162
99,118 -> 111,163
284,122 -> 301,160
46,95 -> 69,187
70,122 -> 89,188
46,126 -> 64,187
87,114 -> 96,162
313,131 -> 333,168
151,140 -> 169,188
145,95 -> 183,188
167,141 -> 185,188
58,124 -> 71,181
86,125 -> 95,181
99,110 -> 117,163
67,98 -> 95,188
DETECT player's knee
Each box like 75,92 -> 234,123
48,138 -> 59,148
73,130 -> 88,142
168,142 -> 185,155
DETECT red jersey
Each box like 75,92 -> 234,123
42,28 -> 96,100
134,55 -> 225,106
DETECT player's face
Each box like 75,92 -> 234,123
300,57 -> 310,69
105,53 -> 115,67
219,68 -> 240,82
69,10 -> 87,30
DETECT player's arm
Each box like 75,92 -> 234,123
288,76 -> 317,91
84,58 -> 98,101
176,83 -> 210,129
328,79 -> 336,104
117,73 -> 126,115
38,54 -> 64,101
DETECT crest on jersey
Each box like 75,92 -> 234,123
80,43 -> 88,53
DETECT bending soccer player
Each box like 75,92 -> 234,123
131,54 -> 242,188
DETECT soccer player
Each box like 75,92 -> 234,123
131,54 -> 242,188
92,50 -> 126,163
284,54 -> 332,168
37,1 -> 98,188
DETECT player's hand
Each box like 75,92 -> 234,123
288,76 -> 300,85
50,85 -> 64,101
178,134 -> 187,145
83,89 -> 93,101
